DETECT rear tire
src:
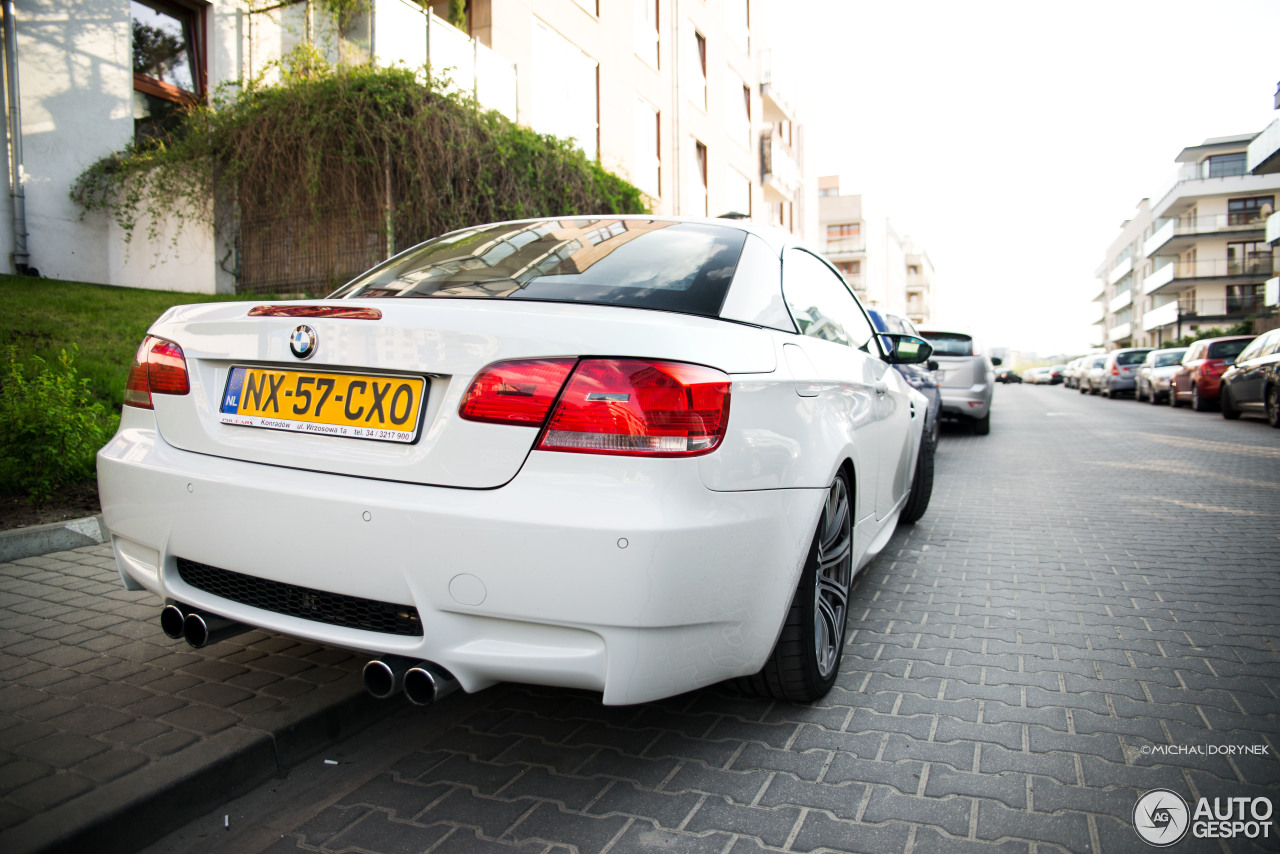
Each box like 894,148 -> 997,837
973,412 -> 991,435
899,430 -> 934,525
1267,385 -> 1280,429
1192,384 -> 1213,412
736,471 -> 853,703
1221,387 -> 1240,420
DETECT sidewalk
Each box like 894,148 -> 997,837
0,522 -> 394,854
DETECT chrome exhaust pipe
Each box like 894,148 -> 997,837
160,602 -> 188,639
363,657 -> 413,699
182,609 -> 249,649
403,662 -> 458,706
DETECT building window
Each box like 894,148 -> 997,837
634,0 -> 658,68
688,139 -> 708,215
132,0 -> 204,144
907,264 -> 921,275
633,98 -> 660,198
1227,284 -> 1264,313
1203,152 -> 1247,179
835,261 -> 860,277
1227,241 -> 1272,276
727,75 -> 750,149
818,187 -> 839,197
826,223 -> 860,239
531,19 -> 599,160
690,31 -> 707,110
1228,196 -> 1275,226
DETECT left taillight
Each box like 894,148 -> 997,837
124,336 -> 190,409
459,357 -> 732,457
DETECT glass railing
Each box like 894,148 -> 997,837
1152,211 -> 1273,235
1174,297 -> 1271,317
824,237 -> 865,254
1149,255 -> 1278,279
761,137 -> 800,196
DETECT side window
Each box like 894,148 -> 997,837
781,249 -> 876,352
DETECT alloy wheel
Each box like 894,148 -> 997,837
813,477 -> 853,678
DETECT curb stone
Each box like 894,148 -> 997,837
0,514 -> 108,563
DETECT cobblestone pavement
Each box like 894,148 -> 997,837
0,545 -> 388,853
17,385 -> 1280,853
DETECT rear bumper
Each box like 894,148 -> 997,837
938,385 -> 991,420
97,411 -> 821,705
1105,376 -> 1137,393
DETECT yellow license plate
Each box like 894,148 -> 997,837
219,366 -> 426,443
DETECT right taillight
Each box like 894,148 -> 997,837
458,357 -> 732,457
540,359 -> 731,457
124,336 -> 190,409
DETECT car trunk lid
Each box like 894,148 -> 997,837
144,299 -> 775,489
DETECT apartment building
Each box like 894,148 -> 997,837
1095,132 -> 1280,348
817,176 -> 936,325
1,0 -> 811,291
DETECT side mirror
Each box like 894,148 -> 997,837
879,333 -> 934,366
927,360 -> 940,372
991,356 -> 1004,367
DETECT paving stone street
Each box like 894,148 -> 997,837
6,384 -> 1280,853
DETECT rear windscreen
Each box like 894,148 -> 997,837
330,220 -> 747,319
1207,339 -> 1251,359
921,333 -> 973,356
1154,352 -> 1184,367
1117,351 -> 1149,366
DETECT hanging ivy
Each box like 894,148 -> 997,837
70,60 -> 647,276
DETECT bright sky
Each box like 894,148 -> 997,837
776,0 -> 1280,357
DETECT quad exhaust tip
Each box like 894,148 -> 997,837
363,657 -> 458,705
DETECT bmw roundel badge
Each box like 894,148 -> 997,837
289,325 -> 318,360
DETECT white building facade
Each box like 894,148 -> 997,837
816,175 -> 936,325
1095,132 -> 1280,348
1,0 -> 811,292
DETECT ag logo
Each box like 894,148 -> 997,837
1134,789 -> 1190,846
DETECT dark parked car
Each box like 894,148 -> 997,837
869,310 -> 942,443
1220,328 -> 1280,426
1048,365 -> 1067,385
996,369 -> 1022,384
1170,336 -> 1255,411
1099,348 -> 1152,398
1135,347 -> 1188,404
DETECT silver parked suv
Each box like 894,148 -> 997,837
918,329 -> 999,435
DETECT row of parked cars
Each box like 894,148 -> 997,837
1061,328 -> 1280,426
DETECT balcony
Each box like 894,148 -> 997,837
1109,289 -> 1133,313
1142,297 -> 1273,332
1107,256 -> 1133,285
824,237 -> 865,255
1143,253 -> 1279,296
761,137 -> 800,202
1143,301 -> 1179,332
1143,213 -> 1270,258
1108,322 -> 1133,343
1269,211 -> 1280,246
340,2 -> 517,120
756,50 -> 796,124
1087,302 -> 1105,325
1247,118 -> 1280,174
1267,277 -> 1279,307
1150,160 -> 1280,219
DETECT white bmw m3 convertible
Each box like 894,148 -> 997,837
98,216 -> 934,706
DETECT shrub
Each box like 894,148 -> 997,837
0,346 -> 117,505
